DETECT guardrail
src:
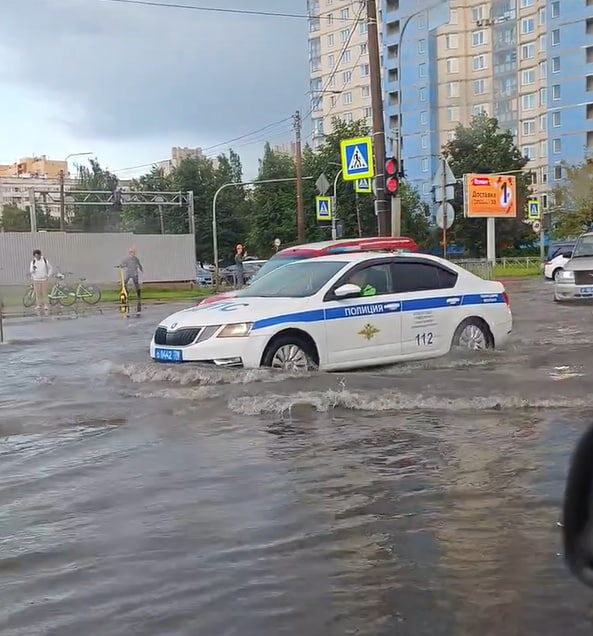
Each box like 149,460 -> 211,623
451,257 -> 542,279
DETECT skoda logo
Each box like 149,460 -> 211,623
170,322 -> 178,330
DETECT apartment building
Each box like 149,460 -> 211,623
0,156 -> 67,179
308,0 -> 374,148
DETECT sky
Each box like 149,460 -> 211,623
0,0 -> 309,179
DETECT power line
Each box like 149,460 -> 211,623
201,117 -> 292,152
93,0 -> 359,21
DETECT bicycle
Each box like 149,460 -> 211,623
23,273 -> 75,308
71,277 -> 102,304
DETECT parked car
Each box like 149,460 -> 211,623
544,241 -> 575,281
199,237 -> 419,306
554,232 -> 593,301
220,260 -> 267,286
195,264 -> 213,287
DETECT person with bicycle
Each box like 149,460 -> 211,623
30,249 -> 53,312
120,247 -> 143,299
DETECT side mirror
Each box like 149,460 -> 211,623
563,424 -> 593,587
334,283 -> 362,299
562,251 -> 573,259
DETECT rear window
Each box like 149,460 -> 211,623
392,261 -> 458,293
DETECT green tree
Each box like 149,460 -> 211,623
71,159 -> 120,231
443,114 -> 532,256
0,205 -> 30,231
552,161 -> 593,238
125,166 -> 175,234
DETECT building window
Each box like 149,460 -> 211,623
540,114 -> 547,131
552,29 -> 560,46
539,61 -> 547,79
421,135 -> 428,149
522,145 -> 536,160
553,138 -> 562,153
344,112 -> 353,123
522,69 -> 536,85
540,141 -> 547,157
552,84 -> 560,100
343,49 -> 351,64
422,183 -> 431,195
554,165 -> 562,180
522,93 -> 536,110
363,107 -> 372,119
447,106 -> 460,122
340,7 -> 349,19
419,39 -> 426,53
362,85 -> 370,98
342,71 -> 352,84
552,111 -> 561,127
420,111 -> 428,125
360,63 -> 370,77
472,5 -> 485,21
447,58 -> 459,74
327,33 -> 334,47
473,79 -> 486,95
539,34 -> 546,52
417,14 -> 426,29
473,54 -> 486,71
474,103 -> 488,116
312,118 -> 324,135
521,18 -> 534,34
421,158 -> 429,172
551,2 -> 559,18
342,91 -> 352,105
328,54 -> 335,67
329,75 -> 336,88
327,13 -> 333,25
552,57 -> 560,73
472,30 -> 486,47
522,44 -> 535,60
522,119 -> 535,136
446,34 -> 458,49
520,0 -> 534,6
447,81 -> 460,98
360,43 -> 367,55
330,95 -> 336,107
419,87 -> 427,102
340,29 -> 349,42
419,63 -> 427,77
539,7 -> 546,25
359,21 -> 368,35
449,8 -> 458,24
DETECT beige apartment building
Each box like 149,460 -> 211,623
435,0 -> 548,200
0,155 -> 68,179
308,0 -> 374,148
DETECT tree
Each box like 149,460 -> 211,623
443,114 -> 532,256
71,159 -> 120,231
125,166 -> 175,234
552,161 -> 593,238
0,205 -> 30,231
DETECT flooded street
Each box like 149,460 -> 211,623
2,277 -> 593,635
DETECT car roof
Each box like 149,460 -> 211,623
279,237 -> 417,251
283,251 -> 450,266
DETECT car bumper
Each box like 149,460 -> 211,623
543,264 -> 554,279
150,334 -> 268,368
554,282 -> 593,301
490,312 -> 513,348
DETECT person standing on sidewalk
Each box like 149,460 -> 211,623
30,249 -> 53,312
234,244 -> 246,288
120,247 -> 144,299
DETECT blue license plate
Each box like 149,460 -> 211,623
580,287 -> 593,295
154,348 -> 183,363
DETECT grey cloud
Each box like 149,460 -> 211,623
0,0 -> 308,144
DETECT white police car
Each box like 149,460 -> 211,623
150,252 -> 512,371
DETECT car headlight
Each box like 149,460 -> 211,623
558,270 -> 575,281
217,322 -> 252,338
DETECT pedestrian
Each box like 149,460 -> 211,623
30,249 -> 53,312
234,244 -> 246,288
120,247 -> 143,299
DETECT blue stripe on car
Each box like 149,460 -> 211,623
252,293 -> 504,331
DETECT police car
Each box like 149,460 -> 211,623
150,252 -> 512,371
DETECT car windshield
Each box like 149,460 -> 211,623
249,256 -> 307,282
237,261 -> 345,298
572,236 -> 593,258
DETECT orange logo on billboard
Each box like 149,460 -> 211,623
465,173 -> 517,218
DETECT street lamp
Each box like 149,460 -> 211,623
60,152 -> 92,231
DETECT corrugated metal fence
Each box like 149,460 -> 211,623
0,233 -> 195,285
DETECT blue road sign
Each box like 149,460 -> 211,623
316,196 -> 332,221
355,177 -> 372,194
340,137 -> 374,181
527,199 -> 540,220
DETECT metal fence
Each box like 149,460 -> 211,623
0,232 -> 195,285
451,257 -> 542,279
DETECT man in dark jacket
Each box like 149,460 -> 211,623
121,247 -> 143,299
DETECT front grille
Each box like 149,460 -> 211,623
575,270 -> 593,285
154,327 -> 201,346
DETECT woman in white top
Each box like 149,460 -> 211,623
30,249 -> 53,311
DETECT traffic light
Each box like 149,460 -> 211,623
385,157 -> 399,196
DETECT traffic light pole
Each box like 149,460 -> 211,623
294,111 -> 305,243
367,0 -> 389,236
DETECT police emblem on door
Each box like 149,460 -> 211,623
358,323 -> 380,340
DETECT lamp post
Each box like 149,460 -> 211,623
60,152 -> 92,230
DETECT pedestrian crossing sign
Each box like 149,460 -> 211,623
527,199 -> 541,220
355,177 -> 372,194
340,137 -> 374,181
316,196 -> 332,222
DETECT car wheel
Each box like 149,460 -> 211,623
262,334 -> 318,371
453,318 -> 492,351
553,268 -> 563,282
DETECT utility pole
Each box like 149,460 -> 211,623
293,111 -> 305,243
59,169 -> 65,231
441,155 -> 447,258
367,0 -> 389,236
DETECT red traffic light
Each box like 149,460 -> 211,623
385,157 -> 398,176
386,176 -> 399,195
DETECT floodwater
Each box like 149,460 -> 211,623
1,278 -> 593,635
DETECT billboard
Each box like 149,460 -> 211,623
464,173 -> 517,218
